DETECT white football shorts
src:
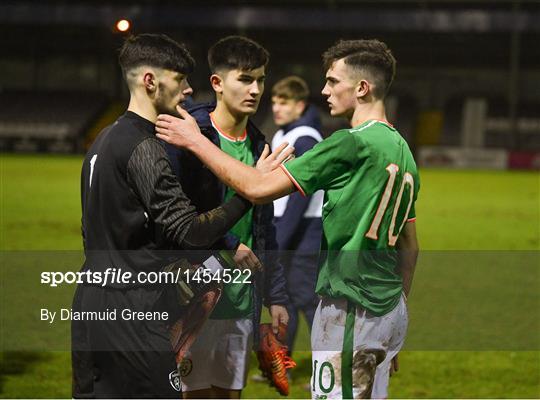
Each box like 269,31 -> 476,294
178,318 -> 253,391
311,294 -> 408,399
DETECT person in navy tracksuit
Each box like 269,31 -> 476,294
270,76 -> 323,353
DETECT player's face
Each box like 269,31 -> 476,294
155,70 -> 193,115
271,96 -> 305,126
321,58 -> 357,119
218,67 -> 266,117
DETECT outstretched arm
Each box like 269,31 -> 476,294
127,138 -> 252,249
156,106 -> 295,204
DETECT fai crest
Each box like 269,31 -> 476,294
169,369 -> 181,392
179,358 -> 193,377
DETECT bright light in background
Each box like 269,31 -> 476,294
116,19 -> 130,32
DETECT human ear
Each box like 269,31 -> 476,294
143,70 -> 157,93
357,80 -> 370,99
210,74 -> 223,94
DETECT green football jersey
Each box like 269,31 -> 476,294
283,120 -> 420,316
210,123 -> 254,319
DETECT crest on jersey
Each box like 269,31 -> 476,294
179,358 -> 193,377
169,369 -> 181,392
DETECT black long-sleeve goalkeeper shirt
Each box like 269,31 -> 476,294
80,111 -> 250,285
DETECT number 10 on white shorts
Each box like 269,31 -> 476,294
311,295 -> 408,399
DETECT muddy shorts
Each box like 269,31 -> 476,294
310,295 -> 408,399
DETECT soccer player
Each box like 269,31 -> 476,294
74,34 -> 285,398
157,38 -> 420,399
164,36 -> 289,399
270,76 -> 323,354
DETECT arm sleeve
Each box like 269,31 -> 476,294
127,138 -> 251,249
282,130 -> 357,195
274,136 -> 319,250
260,205 -> 289,306
181,196 -> 251,249
163,141 -> 182,180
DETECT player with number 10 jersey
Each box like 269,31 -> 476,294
282,119 -> 419,316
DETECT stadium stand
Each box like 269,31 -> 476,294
0,91 -> 108,152
440,95 -> 540,150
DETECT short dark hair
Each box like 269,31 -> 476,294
208,35 -> 269,74
322,39 -> 396,99
118,33 -> 195,77
272,76 -> 310,102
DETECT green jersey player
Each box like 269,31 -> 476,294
158,38 -> 420,399
283,118 -> 418,313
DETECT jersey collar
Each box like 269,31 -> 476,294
373,119 -> 394,128
210,112 -> 248,143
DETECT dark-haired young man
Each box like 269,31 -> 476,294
74,33 -> 285,398
165,35 -> 289,399
158,38 -> 420,399
270,76 -> 323,355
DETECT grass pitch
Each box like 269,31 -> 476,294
0,154 -> 539,398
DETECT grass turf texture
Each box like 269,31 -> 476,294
0,154 -> 539,398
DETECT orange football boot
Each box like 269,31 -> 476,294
257,323 -> 297,395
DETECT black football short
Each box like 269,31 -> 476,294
71,284 -> 181,398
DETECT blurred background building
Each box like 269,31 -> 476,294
1,0 -> 539,170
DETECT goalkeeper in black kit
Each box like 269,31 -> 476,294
73,34 -> 288,398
